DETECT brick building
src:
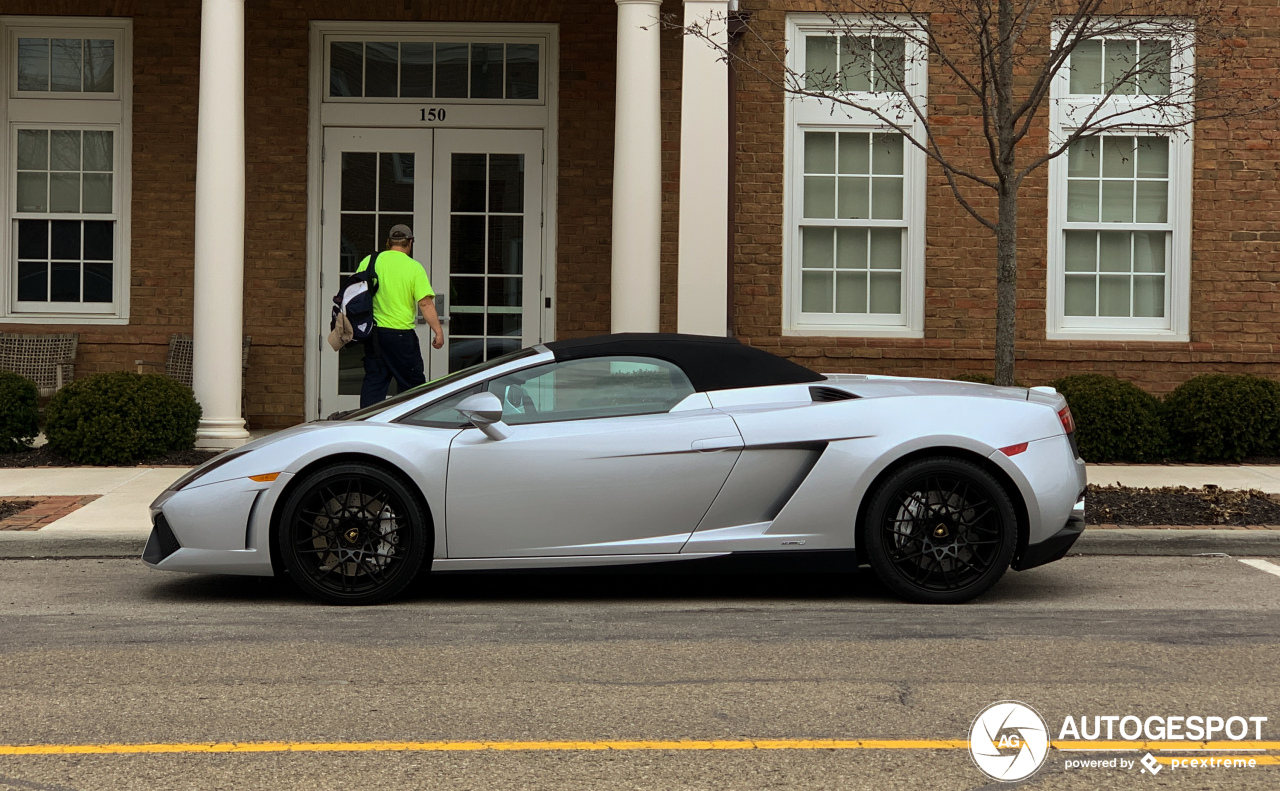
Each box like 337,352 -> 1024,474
0,1 -> 1276,447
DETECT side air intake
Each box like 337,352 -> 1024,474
143,513 -> 182,565
809,385 -> 859,403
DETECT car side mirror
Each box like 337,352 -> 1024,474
456,392 -> 508,440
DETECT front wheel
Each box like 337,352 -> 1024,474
863,457 -> 1017,604
278,463 -> 428,605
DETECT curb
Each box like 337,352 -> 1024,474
0,534 -> 145,559
1073,529 -> 1280,557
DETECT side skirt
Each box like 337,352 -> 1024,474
429,549 -> 861,575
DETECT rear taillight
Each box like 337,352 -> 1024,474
1058,406 -> 1076,435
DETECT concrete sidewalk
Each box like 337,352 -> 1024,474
3,463 -> 1280,559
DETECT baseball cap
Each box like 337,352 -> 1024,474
387,224 -> 414,240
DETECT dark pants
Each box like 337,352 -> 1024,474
360,328 -> 426,407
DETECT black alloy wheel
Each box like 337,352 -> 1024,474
864,457 -> 1017,604
278,463 -> 428,605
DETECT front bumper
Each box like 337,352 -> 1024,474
1013,494 -> 1086,571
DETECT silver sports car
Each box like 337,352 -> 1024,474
145,334 -> 1087,605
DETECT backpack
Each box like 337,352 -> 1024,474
327,252 -> 380,351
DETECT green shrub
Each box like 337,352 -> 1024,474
45,372 -> 202,465
1050,375 -> 1166,463
0,371 -> 39,453
1162,374 -> 1280,462
953,372 -> 995,385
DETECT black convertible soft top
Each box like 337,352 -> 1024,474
545,333 -> 824,393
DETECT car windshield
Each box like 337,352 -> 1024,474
331,347 -> 541,421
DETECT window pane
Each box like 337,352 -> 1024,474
870,177 -> 903,219
435,43 -> 469,98
872,133 -> 904,175
804,176 -> 836,218
82,173 -> 112,213
1136,137 -> 1169,178
801,226 -> 834,268
1135,181 -> 1168,222
84,40 -> 114,92
17,261 -> 47,301
489,154 -> 524,213
51,130 -> 81,171
83,221 -> 113,260
1100,181 -> 1134,222
330,41 -> 363,97
18,130 -> 47,170
450,313 -> 483,335
1098,231 -> 1130,272
83,262 -> 113,302
451,275 -> 484,306
364,42 -> 399,98
1064,275 -> 1096,315
487,312 -> 522,337
805,36 -> 838,91
487,276 -> 521,307
506,44 -> 539,99
1133,275 -> 1165,317
835,271 -> 867,312
1105,39 -> 1138,95
869,228 -> 902,269
1098,275 -> 1131,316
451,153 -> 487,212
489,216 -> 524,274
1064,230 -> 1096,272
50,262 -> 80,301
1132,231 -> 1165,272
1068,138 -> 1100,177
835,227 -> 867,269
18,220 -> 48,259
471,43 -> 504,99
1138,40 -> 1171,96
51,220 -> 80,259
873,37 -> 906,92
83,131 -> 113,172
836,176 -> 868,219
49,173 -> 81,213
802,271 -> 834,312
450,215 -> 485,274
50,38 -> 83,92
804,132 -> 836,174
400,42 -> 433,98
837,132 -> 869,174
17,38 -> 49,91
839,37 -> 872,92
340,213 -> 375,273
340,152 -> 376,211
379,152 -> 415,212
1070,40 -> 1102,94
16,173 -> 47,212
869,271 -> 901,313
1101,137 -> 1134,178
1066,180 -> 1099,222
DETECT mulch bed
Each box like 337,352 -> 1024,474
0,499 -> 37,522
1087,484 -> 1280,526
0,445 -> 221,469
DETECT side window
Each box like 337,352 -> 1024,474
487,356 -> 695,424
401,384 -> 481,428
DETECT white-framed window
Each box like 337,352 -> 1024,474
325,37 -> 543,104
785,15 -> 926,338
1047,22 -> 1192,340
1,17 -> 131,324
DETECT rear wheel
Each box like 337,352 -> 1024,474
278,463 -> 428,605
864,457 -> 1017,604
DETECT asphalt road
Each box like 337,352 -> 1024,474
0,555 -> 1278,790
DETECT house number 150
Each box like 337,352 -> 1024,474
420,108 -> 447,122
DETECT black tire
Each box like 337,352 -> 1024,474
863,456 -> 1017,604
277,463 -> 429,605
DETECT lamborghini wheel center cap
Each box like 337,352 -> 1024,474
343,527 -> 360,544
933,524 -> 949,538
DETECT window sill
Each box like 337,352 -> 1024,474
1046,328 -> 1187,343
2,313 -> 129,326
784,326 -> 923,339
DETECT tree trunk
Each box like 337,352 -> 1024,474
993,187 -> 1018,386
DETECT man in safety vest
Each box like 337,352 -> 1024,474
356,224 -> 444,407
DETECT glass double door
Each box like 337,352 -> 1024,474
319,127 -> 543,416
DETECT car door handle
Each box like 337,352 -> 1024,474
692,436 -> 744,451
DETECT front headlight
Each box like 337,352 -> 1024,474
167,448 -> 250,492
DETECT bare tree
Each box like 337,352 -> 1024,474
676,1 -> 1271,385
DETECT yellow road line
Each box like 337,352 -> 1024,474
1,739 -> 1278,757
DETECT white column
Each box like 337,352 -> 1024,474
677,0 -> 730,336
192,0 -> 250,449
612,0 -> 663,333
